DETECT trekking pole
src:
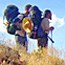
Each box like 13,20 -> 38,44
48,36 -> 54,43
51,30 -> 53,55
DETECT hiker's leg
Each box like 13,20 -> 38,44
43,36 -> 48,48
43,33 -> 48,48
44,41 -> 48,48
38,38 -> 44,48
15,36 -> 27,47
38,37 -> 48,48
38,38 -> 41,47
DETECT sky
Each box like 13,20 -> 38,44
0,0 -> 65,51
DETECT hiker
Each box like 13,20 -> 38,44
4,5 -> 27,48
15,4 -> 32,47
38,9 -> 54,48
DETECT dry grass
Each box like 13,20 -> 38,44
0,43 -> 65,65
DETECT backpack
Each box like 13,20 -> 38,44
4,5 -> 19,23
4,5 -> 24,35
29,6 -> 44,39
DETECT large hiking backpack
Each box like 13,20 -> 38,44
4,5 -> 19,23
4,5 -> 24,35
29,6 -> 44,39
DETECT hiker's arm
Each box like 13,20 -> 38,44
45,26 -> 54,33
49,26 -> 54,31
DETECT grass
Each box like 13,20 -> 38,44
0,43 -> 65,65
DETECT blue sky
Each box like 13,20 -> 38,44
0,0 -> 65,50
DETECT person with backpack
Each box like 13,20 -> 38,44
4,5 -> 27,48
15,4 -> 32,48
38,9 -> 54,48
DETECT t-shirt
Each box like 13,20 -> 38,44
41,18 -> 49,34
